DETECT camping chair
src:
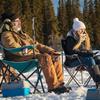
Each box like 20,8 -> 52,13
61,39 -> 92,87
0,44 -> 45,93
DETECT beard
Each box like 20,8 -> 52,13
13,26 -> 21,33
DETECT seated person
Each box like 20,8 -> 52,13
62,18 -> 100,88
0,12 -> 70,94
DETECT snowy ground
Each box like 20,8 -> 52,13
0,70 -> 95,100
0,50 -> 100,100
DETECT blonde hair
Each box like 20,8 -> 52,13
85,32 -> 91,50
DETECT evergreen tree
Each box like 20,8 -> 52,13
66,0 -> 82,31
58,0 -> 68,37
83,0 -> 91,36
48,0 -> 59,48
94,0 -> 100,49
3,0 -> 21,14
29,0 -> 44,42
20,0 -> 32,36
88,0 -> 96,47
42,0 -> 52,45
0,0 -> 5,24
0,0 -> 5,14
29,0 -> 59,48
1,0 -> 33,36
42,0 -> 59,47
1,0 -> 99,49
72,0 -> 82,19
0,0 -> 21,30
65,0 -> 73,30
83,0 -> 89,23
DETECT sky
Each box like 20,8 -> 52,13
52,0 -> 59,15
52,0 -> 84,15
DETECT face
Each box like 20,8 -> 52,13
11,18 -> 21,32
76,28 -> 86,36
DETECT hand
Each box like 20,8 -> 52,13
79,33 -> 86,43
52,53 -> 60,61
52,51 -> 61,55
22,48 -> 28,55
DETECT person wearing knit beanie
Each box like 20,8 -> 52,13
62,18 -> 100,89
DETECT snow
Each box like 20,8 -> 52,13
0,70 -> 94,100
0,51 -> 100,100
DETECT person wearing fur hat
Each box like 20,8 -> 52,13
62,18 -> 100,88
0,12 -> 71,94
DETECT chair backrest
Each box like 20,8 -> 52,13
61,39 -> 77,59
0,45 -> 38,73
61,39 -> 68,55
0,44 -> 35,61
61,39 -> 83,67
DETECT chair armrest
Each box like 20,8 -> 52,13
4,45 -> 35,53
74,50 -> 94,57
65,54 -> 78,60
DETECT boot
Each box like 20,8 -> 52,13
87,65 -> 100,88
48,85 -> 70,94
93,65 -> 100,88
96,81 -> 100,89
93,65 -> 100,75
86,67 -> 97,83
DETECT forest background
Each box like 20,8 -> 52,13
0,0 -> 100,50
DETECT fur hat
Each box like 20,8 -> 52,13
0,12 -> 18,22
72,18 -> 86,31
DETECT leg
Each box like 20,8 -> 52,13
80,57 -> 100,88
36,53 -> 60,90
36,53 -> 70,94
54,56 -> 64,85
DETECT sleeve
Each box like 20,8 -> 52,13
1,32 -> 24,56
65,37 -> 93,57
65,37 -> 77,55
36,42 -> 55,54
1,31 -> 21,48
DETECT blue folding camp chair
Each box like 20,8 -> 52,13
61,39 -> 92,87
0,45 -> 45,93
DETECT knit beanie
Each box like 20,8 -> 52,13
0,12 -> 18,22
72,18 -> 86,31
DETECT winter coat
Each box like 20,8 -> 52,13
1,31 -> 55,57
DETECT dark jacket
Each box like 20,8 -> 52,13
62,30 -> 93,57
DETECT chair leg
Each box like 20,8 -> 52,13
80,71 -> 83,84
38,68 -> 45,93
4,65 -> 19,82
9,66 -> 42,93
1,65 -> 11,84
0,67 -> 7,87
34,67 -> 45,93
0,62 -> 45,93
66,68 -> 81,87
33,77 -> 39,93
84,76 -> 91,87
67,72 -> 81,87
20,72 -> 41,93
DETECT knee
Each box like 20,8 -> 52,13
43,53 -> 52,60
39,53 -> 52,68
